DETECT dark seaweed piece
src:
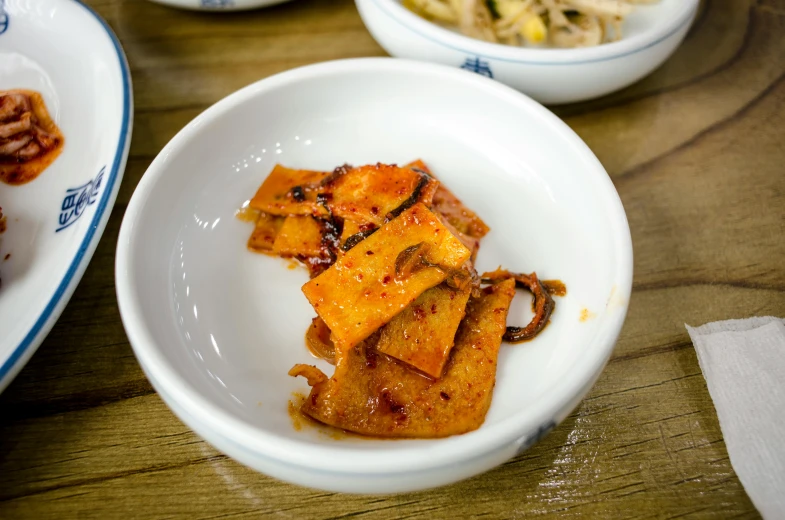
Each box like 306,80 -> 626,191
342,228 -> 379,252
339,168 -> 434,252
318,216 -> 343,262
385,168 -> 433,222
395,242 -> 444,279
289,185 -> 305,202
313,192 -> 343,271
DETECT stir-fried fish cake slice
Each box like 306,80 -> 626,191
376,282 -> 472,379
301,203 -> 471,351
405,159 -> 489,239
431,184 -> 490,239
248,164 -> 329,216
294,278 -> 516,437
272,216 -> 326,258
247,212 -> 285,252
325,163 -> 439,228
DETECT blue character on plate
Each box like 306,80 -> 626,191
57,166 -> 105,232
460,57 -> 493,79
201,0 -> 234,8
517,419 -> 557,454
0,0 -> 9,36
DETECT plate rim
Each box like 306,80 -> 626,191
0,0 -> 133,391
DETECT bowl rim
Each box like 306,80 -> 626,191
146,0 -> 293,11
116,57 -> 633,476
359,0 -> 699,65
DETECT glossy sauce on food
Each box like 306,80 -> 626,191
241,160 -> 565,439
544,279 -> 567,297
0,90 -> 64,185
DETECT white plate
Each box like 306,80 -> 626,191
116,58 -> 632,493
0,0 -> 132,392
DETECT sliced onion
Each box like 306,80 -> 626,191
305,317 -> 336,365
288,364 -> 328,387
482,268 -> 555,343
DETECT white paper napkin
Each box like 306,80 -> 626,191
686,317 -> 785,519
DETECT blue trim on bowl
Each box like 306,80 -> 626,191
0,1 -> 132,387
371,0 -> 695,66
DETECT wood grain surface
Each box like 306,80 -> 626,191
1,0 -> 783,517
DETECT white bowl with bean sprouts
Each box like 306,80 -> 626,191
355,0 -> 699,104
146,0 -> 293,11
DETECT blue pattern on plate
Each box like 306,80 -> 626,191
518,420 -> 557,454
56,166 -> 105,233
201,0 -> 235,7
0,0 -> 9,36
460,57 -> 493,78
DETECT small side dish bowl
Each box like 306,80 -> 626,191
355,0 -> 699,104
146,0 -> 293,11
116,58 -> 633,493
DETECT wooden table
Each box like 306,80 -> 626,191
1,0 -> 783,517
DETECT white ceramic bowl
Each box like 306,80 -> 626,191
355,0 -> 699,104
146,0 -> 293,11
116,58 -> 633,493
